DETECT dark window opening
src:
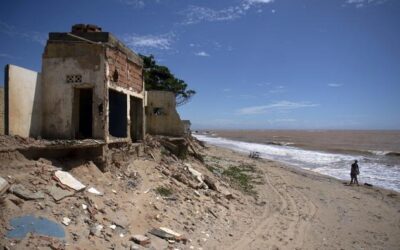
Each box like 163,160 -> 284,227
74,88 -> 93,139
112,70 -> 119,82
98,103 -> 103,116
153,107 -> 164,116
109,89 -> 127,138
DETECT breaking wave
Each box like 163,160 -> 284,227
194,134 -> 400,192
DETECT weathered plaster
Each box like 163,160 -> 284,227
146,91 -> 184,137
5,65 -> 42,138
41,43 -> 106,139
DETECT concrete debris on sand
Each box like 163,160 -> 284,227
0,176 -> 9,195
185,163 -> 204,183
0,135 -> 265,249
47,185 -> 74,201
90,224 -> 103,237
131,234 -> 150,246
87,187 -> 103,195
9,184 -> 45,200
149,227 -> 187,243
53,170 -> 86,191
62,217 -> 71,226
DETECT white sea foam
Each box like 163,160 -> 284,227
368,150 -> 390,156
194,134 -> 400,192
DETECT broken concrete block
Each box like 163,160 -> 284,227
0,176 -> 9,195
47,185 -> 74,201
62,217 -> 71,226
203,175 -> 219,191
149,228 -> 174,240
147,234 -> 169,249
185,164 -> 203,183
9,184 -> 45,200
131,234 -> 150,246
54,170 -> 86,191
87,187 -> 103,195
159,227 -> 182,238
130,243 -> 140,250
223,190 -> 234,200
149,227 -> 187,243
90,224 -> 103,237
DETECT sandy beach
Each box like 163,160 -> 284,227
203,144 -> 400,250
0,136 -> 399,250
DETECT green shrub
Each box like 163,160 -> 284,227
223,166 -> 255,195
155,186 -> 173,197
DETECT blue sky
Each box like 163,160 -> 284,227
1,0 -> 399,129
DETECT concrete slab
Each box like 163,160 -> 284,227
0,176 -> 9,195
47,185 -> 75,201
9,184 -> 45,200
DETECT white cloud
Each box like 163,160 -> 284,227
328,83 -> 343,87
237,101 -> 319,115
268,85 -> 285,94
181,0 -> 275,24
0,21 -> 46,45
345,0 -> 388,8
118,0 -> 145,8
182,5 -> 242,24
246,0 -> 274,4
118,0 -> 162,8
222,88 -> 231,92
0,53 -> 18,59
257,82 -> 271,87
122,33 -> 174,52
269,118 -> 296,123
194,51 -> 210,57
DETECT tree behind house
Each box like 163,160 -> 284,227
140,54 -> 196,106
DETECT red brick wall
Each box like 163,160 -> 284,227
106,48 -> 143,93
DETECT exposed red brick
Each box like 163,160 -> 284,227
106,48 -> 143,92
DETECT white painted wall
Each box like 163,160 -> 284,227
6,64 -> 42,138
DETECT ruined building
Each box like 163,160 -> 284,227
0,24 -> 146,169
146,91 -> 185,137
3,24 -> 145,143
1,24 -> 192,169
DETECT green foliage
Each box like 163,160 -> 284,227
140,54 -> 196,106
155,186 -> 173,197
223,166 -> 256,195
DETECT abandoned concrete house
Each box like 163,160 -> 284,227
2,24 -> 145,142
0,24 -> 189,168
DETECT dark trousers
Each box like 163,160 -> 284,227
350,174 -> 358,185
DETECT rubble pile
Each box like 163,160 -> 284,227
0,135 -> 265,249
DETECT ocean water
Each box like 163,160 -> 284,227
194,134 -> 400,192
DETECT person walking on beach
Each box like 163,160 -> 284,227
350,160 -> 360,185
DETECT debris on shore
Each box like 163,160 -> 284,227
0,135 -> 264,249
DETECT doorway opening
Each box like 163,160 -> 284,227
109,89 -> 127,138
130,96 -> 143,142
73,88 -> 93,139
